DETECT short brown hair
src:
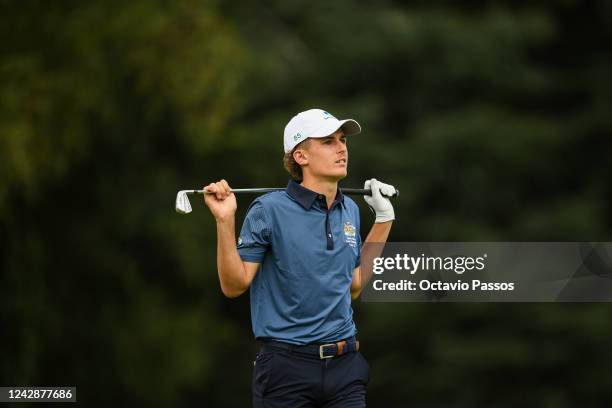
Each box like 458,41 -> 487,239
282,139 -> 310,180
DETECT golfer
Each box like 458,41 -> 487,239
203,108 -> 396,407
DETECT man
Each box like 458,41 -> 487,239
203,108 -> 396,407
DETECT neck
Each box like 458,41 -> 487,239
300,175 -> 339,209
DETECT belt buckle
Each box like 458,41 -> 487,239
319,343 -> 336,359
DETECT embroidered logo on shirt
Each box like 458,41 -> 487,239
343,221 -> 357,248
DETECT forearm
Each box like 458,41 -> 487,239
364,221 -> 392,244
216,216 -> 249,297
351,221 -> 393,299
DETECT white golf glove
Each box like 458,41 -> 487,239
364,178 -> 396,223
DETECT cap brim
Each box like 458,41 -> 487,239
309,118 -> 362,139
339,119 -> 361,136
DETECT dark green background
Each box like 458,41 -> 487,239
2,1 -> 611,406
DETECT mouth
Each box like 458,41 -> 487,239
335,158 -> 347,165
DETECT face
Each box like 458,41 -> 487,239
296,130 -> 348,181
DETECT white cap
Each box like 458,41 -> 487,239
283,109 -> 361,153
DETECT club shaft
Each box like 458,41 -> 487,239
182,187 -> 398,198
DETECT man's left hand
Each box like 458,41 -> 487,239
363,178 -> 396,223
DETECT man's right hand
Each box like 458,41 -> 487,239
203,179 -> 237,221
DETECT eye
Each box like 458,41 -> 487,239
323,140 -> 332,144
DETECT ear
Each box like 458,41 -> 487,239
293,148 -> 308,166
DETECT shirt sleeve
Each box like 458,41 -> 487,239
355,206 -> 362,268
237,200 -> 271,263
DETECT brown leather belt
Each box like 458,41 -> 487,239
261,337 -> 360,360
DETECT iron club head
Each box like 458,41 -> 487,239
175,190 -> 193,214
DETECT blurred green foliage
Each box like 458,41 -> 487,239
1,0 -> 612,406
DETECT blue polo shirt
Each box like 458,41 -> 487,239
237,180 -> 361,345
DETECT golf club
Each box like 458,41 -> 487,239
175,187 -> 399,214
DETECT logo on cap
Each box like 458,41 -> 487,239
294,132 -> 302,141
322,111 -> 335,120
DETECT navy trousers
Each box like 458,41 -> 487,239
252,344 -> 370,407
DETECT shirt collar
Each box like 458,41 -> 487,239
286,179 -> 344,210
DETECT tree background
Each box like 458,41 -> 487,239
2,0 -> 612,406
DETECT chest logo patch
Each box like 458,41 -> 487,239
343,221 -> 357,248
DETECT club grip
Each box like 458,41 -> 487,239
341,188 -> 399,198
